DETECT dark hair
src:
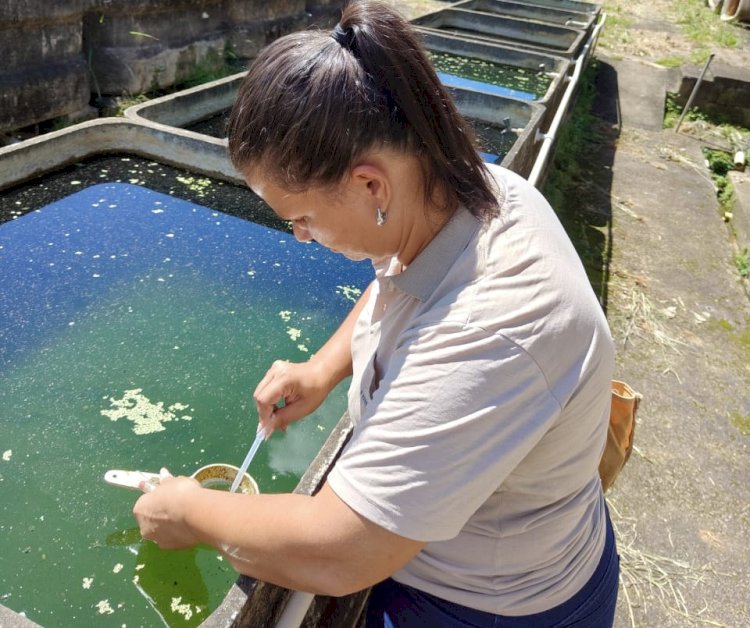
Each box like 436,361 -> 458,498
227,0 -> 498,219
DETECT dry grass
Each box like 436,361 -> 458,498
621,286 -> 688,355
609,500 -> 727,627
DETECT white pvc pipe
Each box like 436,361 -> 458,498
526,13 -> 608,189
273,591 -> 315,628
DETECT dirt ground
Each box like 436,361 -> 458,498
583,121 -> 750,627
395,1 -> 750,626
579,3 -> 750,627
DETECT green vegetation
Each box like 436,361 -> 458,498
714,318 -> 735,332
704,146 -> 736,204
720,317 -> 750,363
654,56 -> 686,69
663,93 -> 709,129
543,62 -> 600,211
426,50 -> 551,98
663,97 -> 749,260
676,0 -> 741,64
736,250 -> 750,279
601,0 -> 742,67
179,47 -> 242,89
113,94 -> 149,117
730,411 -> 750,436
104,45 -> 242,118
597,8 -> 634,51
542,62 -> 608,300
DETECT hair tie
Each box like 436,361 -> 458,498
332,23 -> 355,50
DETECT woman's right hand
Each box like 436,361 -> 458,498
254,359 -> 335,436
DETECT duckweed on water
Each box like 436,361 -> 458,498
101,388 -> 193,435
1,180 -> 374,627
176,175 -> 213,198
426,50 -> 551,99
336,284 -> 362,303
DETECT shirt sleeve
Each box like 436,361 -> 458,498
326,320 -> 562,542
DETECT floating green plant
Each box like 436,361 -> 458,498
176,175 -> 213,197
427,50 -> 551,98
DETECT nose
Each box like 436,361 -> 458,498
291,221 -> 313,243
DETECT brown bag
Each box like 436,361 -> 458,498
599,380 -> 641,492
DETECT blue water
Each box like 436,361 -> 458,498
0,183 -> 374,626
437,71 -> 536,101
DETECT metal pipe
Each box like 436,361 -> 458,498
527,13 -> 607,188
674,53 -> 715,133
274,591 -> 315,628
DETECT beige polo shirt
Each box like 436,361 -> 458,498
326,165 -> 615,616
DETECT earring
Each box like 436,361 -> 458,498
376,207 -> 387,226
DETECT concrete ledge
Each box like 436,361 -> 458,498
0,117 -> 242,193
124,71 -> 246,128
0,605 -> 41,628
412,8 -> 587,58
452,0 -> 597,33
668,60 -> 750,129
123,68 -> 545,178
416,29 -> 571,123
596,54 -> 669,131
729,169 -> 750,252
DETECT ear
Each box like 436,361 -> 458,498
348,162 -> 391,211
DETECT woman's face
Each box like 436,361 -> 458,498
244,169 -> 392,262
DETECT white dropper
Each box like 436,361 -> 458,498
229,422 -> 269,494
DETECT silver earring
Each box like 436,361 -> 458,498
376,207 -> 387,226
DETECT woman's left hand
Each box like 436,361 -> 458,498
132,468 -> 202,549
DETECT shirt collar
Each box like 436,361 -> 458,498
389,207 -> 481,302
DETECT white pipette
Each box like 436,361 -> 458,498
229,425 -> 266,494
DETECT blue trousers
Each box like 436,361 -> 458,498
366,510 -> 619,628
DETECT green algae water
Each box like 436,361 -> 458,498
427,50 -> 551,100
185,112 -> 515,165
470,120 -> 518,164
0,183 -> 373,626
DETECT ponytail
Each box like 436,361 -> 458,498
228,0 -> 499,220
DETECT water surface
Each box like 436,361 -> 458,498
0,183 -> 373,626
427,50 -> 551,100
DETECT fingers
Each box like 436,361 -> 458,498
137,468 -> 173,493
253,360 -> 287,417
254,360 -> 297,427
254,359 -> 287,399
257,413 -> 279,440
253,359 -> 330,432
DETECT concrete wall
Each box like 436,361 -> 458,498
306,0 -> 346,25
0,0 -> 91,134
225,0 -> 309,59
1,0 -> 345,135
84,0 -> 228,95
672,61 -> 750,129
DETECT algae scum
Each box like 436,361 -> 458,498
426,50 -> 551,100
0,180 -> 373,626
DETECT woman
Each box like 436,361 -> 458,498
133,2 -> 619,625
